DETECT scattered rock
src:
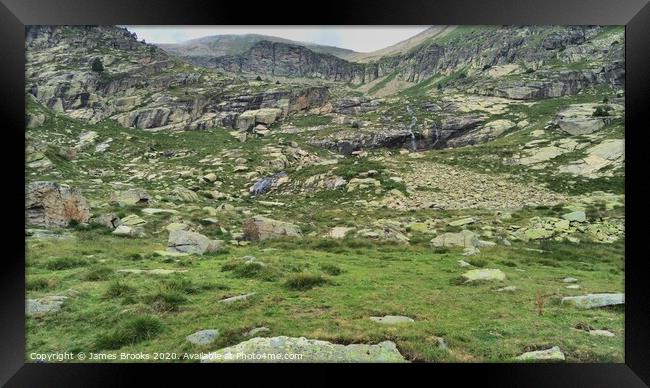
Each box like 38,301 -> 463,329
168,186 -> 200,202
120,214 -> 146,226
112,225 -> 145,237
26,296 -> 67,317
168,230 -> 223,255
461,268 -> 506,282
117,269 -> 187,275
369,315 -> 415,324
561,293 -> 624,309
246,327 -> 271,336
250,172 -> 289,196
562,211 -> 586,223
588,330 -> 615,337
431,230 -> 479,249
515,346 -> 565,361
110,188 -> 150,206
90,213 -> 121,229
201,336 -> 407,363
220,293 -> 256,304
142,208 -> 179,215
186,329 -> 220,345
242,216 -> 302,241
328,226 -> 355,239
449,217 -> 476,227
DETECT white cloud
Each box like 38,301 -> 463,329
123,26 -> 430,53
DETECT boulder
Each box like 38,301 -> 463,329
562,211 -> 586,222
448,217 -> 476,227
461,268 -> 506,282
91,213 -> 121,229
236,108 -> 282,131
242,216 -> 302,241
561,293 -> 624,309
168,230 -> 223,255
369,315 -> 415,324
26,295 -> 67,317
110,188 -> 150,207
112,225 -> 145,237
26,181 -> 90,228
186,329 -> 220,345
168,186 -> 200,202
220,293 -> 256,304
247,327 -> 271,337
26,112 -> 46,128
250,173 -> 289,196
515,346 -> 565,362
201,336 -> 407,363
430,230 -> 479,249
328,226 -> 355,239
120,214 -> 146,226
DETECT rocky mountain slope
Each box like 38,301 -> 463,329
160,33 -> 358,60
25,26 -> 330,133
24,25 -> 625,363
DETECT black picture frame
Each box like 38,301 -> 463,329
2,0 -> 649,386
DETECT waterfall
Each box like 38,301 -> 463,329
405,105 -> 417,151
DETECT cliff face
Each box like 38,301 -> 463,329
25,26 -> 330,132
187,41 -> 375,85
175,26 -> 623,100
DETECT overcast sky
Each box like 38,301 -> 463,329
124,26 -> 430,53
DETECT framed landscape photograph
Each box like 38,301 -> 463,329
2,0 -> 649,386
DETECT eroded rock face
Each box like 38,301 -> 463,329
201,336 -> 407,363
167,230 -> 223,255
26,182 -> 90,228
242,216 -> 302,241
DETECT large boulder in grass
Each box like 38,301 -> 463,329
561,293 -> 624,309
167,230 -> 223,255
26,182 -> 90,228
109,188 -> 150,207
430,230 -> 479,249
242,216 -> 302,241
201,336 -> 407,363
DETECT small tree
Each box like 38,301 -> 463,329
91,57 -> 104,73
255,75 -> 262,81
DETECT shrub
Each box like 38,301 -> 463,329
83,266 -> 112,281
592,105 -> 612,117
255,75 -> 262,81
104,280 -> 134,298
221,259 -> 280,281
45,257 -> 88,270
319,264 -> 343,276
467,258 -> 488,268
27,277 -> 57,291
91,57 -> 104,73
284,273 -> 328,290
95,316 -> 163,350
144,290 -> 187,312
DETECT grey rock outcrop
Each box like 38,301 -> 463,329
26,182 -> 91,228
